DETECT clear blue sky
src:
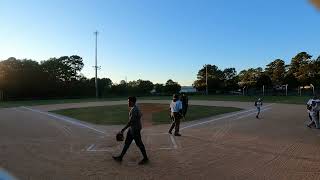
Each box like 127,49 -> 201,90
0,0 -> 319,86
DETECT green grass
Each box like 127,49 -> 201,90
51,104 -> 242,125
0,94 -> 312,108
51,105 -> 129,125
0,97 -> 126,108
139,95 -> 311,104
152,105 -> 242,125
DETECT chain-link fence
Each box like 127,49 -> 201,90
241,87 -> 318,97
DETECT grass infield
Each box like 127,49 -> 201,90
151,105 -> 242,125
51,104 -> 242,125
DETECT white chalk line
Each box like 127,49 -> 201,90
86,143 -> 114,152
169,135 -> 178,149
12,107 -> 26,113
86,133 -> 178,152
87,144 -> 95,151
180,104 -> 274,130
21,106 -> 107,135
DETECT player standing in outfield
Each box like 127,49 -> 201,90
169,94 -> 183,136
254,98 -> 263,119
112,96 -> 149,165
306,96 -> 318,122
180,93 -> 189,118
307,95 -> 320,129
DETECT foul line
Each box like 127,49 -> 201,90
180,104 -> 274,130
169,135 -> 178,149
21,106 -> 106,135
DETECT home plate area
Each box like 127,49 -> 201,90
84,133 -> 178,153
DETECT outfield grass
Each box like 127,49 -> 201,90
151,105 -> 242,125
139,95 -> 312,104
51,104 -> 242,125
0,94 -> 312,108
51,105 -> 129,125
0,97 -> 127,108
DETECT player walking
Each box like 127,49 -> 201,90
255,98 -> 263,119
112,96 -> 149,165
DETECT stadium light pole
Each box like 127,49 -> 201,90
94,31 -> 99,98
206,64 -> 208,95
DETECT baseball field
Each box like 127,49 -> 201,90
1,98 -> 320,179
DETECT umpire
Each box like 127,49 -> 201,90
169,94 -> 182,136
112,96 -> 149,165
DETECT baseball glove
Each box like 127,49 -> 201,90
307,105 -> 312,110
116,132 -> 124,141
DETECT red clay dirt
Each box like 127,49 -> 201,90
1,100 -> 320,180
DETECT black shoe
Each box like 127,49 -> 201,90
307,125 -> 312,128
138,158 -> 149,165
112,156 -> 122,162
174,133 -> 181,136
168,131 -> 172,134
256,115 -> 259,119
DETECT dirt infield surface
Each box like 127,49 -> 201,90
1,100 -> 320,180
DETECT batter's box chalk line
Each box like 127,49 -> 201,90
85,133 -> 178,152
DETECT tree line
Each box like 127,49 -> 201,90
0,56 -> 181,100
193,52 -> 320,94
1,51 -> 319,100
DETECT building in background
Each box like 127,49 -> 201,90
180,86 -> 197,93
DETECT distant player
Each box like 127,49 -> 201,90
254,98 -> 263,119
307,95 -> 320,129
306,96 -> 318,122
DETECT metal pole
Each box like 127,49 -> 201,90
262,85 -> 265,96
94,31 -> 99,98
299,86 -> 302,96
285,84 -> 288,96
206,64 -> 208,95
311,84 -> 315,95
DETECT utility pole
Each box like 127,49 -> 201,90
206,64 -> 208,95
94,31 -> 99,98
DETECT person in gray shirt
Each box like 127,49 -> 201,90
112,96 -> 149,165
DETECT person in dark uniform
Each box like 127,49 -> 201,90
180,93 -> 189,118
112,96 -> 149,165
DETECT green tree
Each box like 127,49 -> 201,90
238,68 -> 263,88
154,83 -> 164,94
193,64 -> 224,93
265,59 -> 285,85
164,79 -> 181,95
223,68 -> 238,91
287,52 -> 312,85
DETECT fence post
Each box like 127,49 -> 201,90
310,84 -> 315,95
